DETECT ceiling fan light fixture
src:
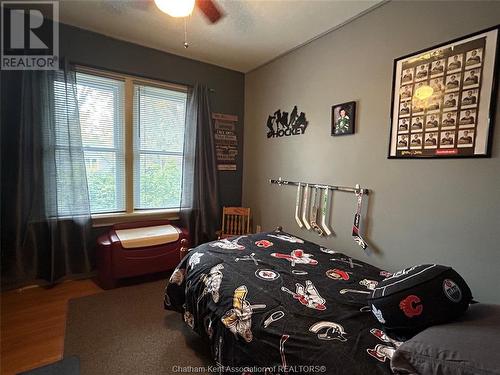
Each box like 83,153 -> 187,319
154,0 -> 195,18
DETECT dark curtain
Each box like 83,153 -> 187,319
180,84 -> 220,247
1,66 -> 93,290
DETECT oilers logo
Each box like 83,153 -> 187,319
443,279 -> 462,302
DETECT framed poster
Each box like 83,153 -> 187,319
331,101 -> 356,136
388,26 -> 499,158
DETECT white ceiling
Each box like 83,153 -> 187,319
59,0 -> 385,73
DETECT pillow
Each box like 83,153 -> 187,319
368,264 -> 472,340
391,304 -> 500,375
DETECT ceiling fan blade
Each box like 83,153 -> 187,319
196,0 -> 223,24
131,0 -> 154,10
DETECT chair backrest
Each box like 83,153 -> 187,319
221,207 -> 251,238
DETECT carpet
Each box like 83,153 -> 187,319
64,280 -> 213,375
19,356 -> 79,375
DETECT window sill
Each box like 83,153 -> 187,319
91,209 -> 180,227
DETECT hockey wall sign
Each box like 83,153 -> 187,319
213,113 -> 238,171
266,105 -> 309,138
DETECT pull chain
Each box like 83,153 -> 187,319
184,17 -> 189,48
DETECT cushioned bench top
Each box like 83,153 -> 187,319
115,225 -> 180,249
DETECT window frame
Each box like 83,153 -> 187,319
132,83 -> 187,211
74,65 -> 188,225
75,72 -> 126,214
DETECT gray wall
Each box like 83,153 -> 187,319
60,24 -> 245,208
243,1 -> 500,303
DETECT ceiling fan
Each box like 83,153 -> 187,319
121,0 -> 224,48
153,0 -> 224,23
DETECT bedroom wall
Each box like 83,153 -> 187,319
60,23 -> 245,208
243,1 -> 500,303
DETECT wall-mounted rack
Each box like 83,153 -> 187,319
269,177 -> 370,195
269,177 -> 371,252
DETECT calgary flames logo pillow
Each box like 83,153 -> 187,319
368,264 -> 472,341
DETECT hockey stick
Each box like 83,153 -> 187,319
235,253 -> 260,265
310,187 -> 324,236
320,187 -> 333,236
294,183 -> 304,228
301,184 -> 311,230
263,310 -> 285,328
215,336 -> 223,374
352,186 -> 369,254
280,334 -> 290,372
340,288 -> 371,295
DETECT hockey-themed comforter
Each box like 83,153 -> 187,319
164,231 -> 401,374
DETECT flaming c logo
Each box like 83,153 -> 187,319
399,295 -> 423,318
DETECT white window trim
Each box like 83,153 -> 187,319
74,65 -> 187,226
91,208 -> 180,227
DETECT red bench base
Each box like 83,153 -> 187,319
96,220 -> 188,289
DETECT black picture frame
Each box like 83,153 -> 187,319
332,101 -> 356,136
388,25 -> 500,159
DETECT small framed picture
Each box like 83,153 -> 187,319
331,101 -> 356,136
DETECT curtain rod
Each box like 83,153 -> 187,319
69,61 -> 215,92
269,177 -> 370,195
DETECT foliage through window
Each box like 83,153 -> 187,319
75,72 -> 125,213
134,85 -> 187,209
54,69 -> 187,215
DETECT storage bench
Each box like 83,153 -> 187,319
96,220 -> 188,289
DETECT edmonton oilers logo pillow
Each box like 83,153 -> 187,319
368,264 -> 472,340
443,278 -> 462,302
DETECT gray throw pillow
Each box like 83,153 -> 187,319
391,304 -> 500,375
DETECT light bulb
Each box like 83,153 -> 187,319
154,0 -> 195,18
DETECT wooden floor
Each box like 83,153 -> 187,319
1,280 -> 102,375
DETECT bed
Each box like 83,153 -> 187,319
164,230 -> 402,374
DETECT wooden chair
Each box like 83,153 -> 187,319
218,207 -> 251,239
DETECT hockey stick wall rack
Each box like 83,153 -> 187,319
269,177 -> 371,252
269,177 -> 370,195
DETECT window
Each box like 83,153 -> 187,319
76,73 -> 125,213
133,85 -> 187,209
63,68 -> 187,215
